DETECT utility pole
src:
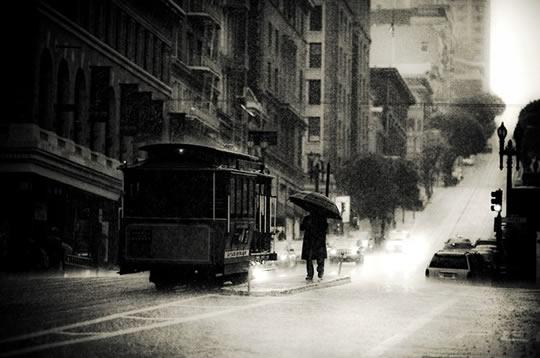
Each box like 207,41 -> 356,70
325,162 -> 331,197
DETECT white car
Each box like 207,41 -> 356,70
462,155 -> 476,166
425,250 -> 484,280
384,230 -> 410,252
443,236 -> 474,251
327,238 -> 364,264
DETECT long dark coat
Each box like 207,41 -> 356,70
300,214 -> 328,260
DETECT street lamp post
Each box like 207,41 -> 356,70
497,122 -> 519,213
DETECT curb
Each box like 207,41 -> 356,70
220,275 -> 351,296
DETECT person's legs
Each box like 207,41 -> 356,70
316,258 -> 325,278
306,259 -> 314,280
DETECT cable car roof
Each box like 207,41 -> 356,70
139,143 -> 259,161
122,143 -> 270,176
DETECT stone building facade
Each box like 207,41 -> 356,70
2,0 -> 374,267
2,0 -> 178,269
370,1 -> 454,106
246,0 -> 312,239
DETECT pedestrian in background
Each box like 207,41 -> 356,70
300,212 -> 328,281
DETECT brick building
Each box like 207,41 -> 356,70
369,67 -> 416,157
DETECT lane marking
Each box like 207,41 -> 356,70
365,296 -> 460,357
120,315 -> 175,322
0,294 -> 213,345
58,332 -> 104,337
0,299 -> 276,357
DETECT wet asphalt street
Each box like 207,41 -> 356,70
1,133 -> 539,357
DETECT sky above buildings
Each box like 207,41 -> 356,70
490,0 -> 540,113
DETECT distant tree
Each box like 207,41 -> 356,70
428,112 -> 486,157
452,93 -> 506,139
515,99 -> 540,173
336,154 -> 420,245
419,140 -> 447,199
337,154 -> 396,245
393,158 -> 420,210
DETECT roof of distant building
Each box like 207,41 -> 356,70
369,67 -> 416,106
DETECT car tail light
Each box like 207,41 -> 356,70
425,269 -> 429,277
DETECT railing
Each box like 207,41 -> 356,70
220,50 -> 247,70
173,100 -> 220,131
223,0 -> 249,9
1,123 -> 122,180
187,0 -> 221,25
65,254 -> 96,268
189,54 -> 222,77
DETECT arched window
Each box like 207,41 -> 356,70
74,69 -> 89,146
38,50 -> 53,130
55,60 -> 70,137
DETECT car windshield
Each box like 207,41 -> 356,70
429,254 -> 468,269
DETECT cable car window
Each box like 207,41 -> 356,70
214,173 -> 227,218
230,177 -> 236,216
235,176 -> 242,217
125,170 -> 216,218
243,179 -> 249,216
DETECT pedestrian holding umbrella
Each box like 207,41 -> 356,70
289,191 -> 342,219
290,191 -> 341,281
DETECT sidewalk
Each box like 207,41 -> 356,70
0,265 -> 120,280
220,264 -> 352,296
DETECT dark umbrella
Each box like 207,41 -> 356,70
289,191 -> 342,220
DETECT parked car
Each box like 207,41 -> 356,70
327,237 -> 364,264
474,238 -> 497,249
443,236 -> 474,251
425,250 -> 485,281
462,155 -> 476,166
471,238 -> 498,271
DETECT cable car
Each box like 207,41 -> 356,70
118,143 -> 276,289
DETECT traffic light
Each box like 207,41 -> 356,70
490,189 -> 502,212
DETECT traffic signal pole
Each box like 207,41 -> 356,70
491,189 -> 504,275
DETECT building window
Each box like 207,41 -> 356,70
268,22 -> 272,48
274,68 -> 279,93
309,43 -> 321,68
308,117 -> 321,142
308,80 -> 321,104
299,70 -> 303,100
275,29 -> 279,54
310,6 -> 322,31
267,62 -> 272,87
